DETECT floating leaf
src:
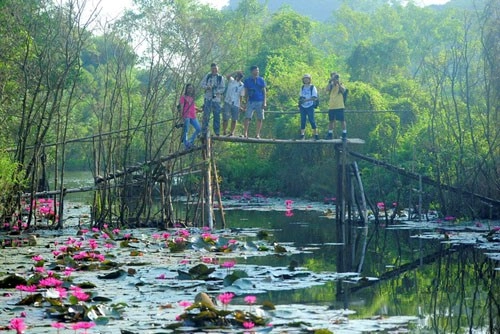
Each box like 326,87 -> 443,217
187,264 -> 216,280
257,230 -> 270,240
98,270 -> 126,280
78,281 -> 97,289
0,274 -> 27,288
223,270 -> 249,287
16,293 -> 43,306
93,316 -> 110,325
129,250 -> 143,256
274,244 -> 287,253
261,300 -> 276,310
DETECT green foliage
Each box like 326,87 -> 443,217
0,0 -> 497,220
0,152 -> 26,219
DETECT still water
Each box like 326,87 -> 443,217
14,169 -> 500,332
225,209 -> 499,333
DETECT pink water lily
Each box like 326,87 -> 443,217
16,285 -> 37,293
38,277 -> 63,288
56,286 -> 68,299
178,300 -> 192,308
32,254 -> 43,262
221,260 -> 236,268
70,321 -> 95,333
71,286 -> 90,301
9,318 -> 27,333
34,266 -> 46,273
51,321 -> 65,333
217,292 -> 235,305
243,321 -> 255,329
244,295 -> 257,304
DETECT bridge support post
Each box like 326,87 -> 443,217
335,142 -> 354,307
202,131 -> 214,229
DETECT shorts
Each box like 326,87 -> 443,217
245,101 -> 265,120
328,108 -> 345,122
223,103 -> 240,121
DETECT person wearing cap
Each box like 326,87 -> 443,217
222,71 -> 245,137
298,74 -> 319,140
326,72 -> 347,140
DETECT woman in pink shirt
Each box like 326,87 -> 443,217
179,84 -> 201,149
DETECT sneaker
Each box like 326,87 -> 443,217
341,132 -> 347,142
326,132 -> 333,140
299,134 -> 305,140
314,134 -> 319,141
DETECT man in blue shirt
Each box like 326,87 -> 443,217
243,65 -> 267,139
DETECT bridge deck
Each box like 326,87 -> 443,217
212,136 -> 365,145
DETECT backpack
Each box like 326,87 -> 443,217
206,74 -> 223,87
342,88 -> 348,104
299,85 -> 319,109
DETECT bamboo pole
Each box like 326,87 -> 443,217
213,136 -> 364,145
211,158 -> 226,229
348,150 -> 500,207
202,131 -> 214,229
353,162 -> 369,274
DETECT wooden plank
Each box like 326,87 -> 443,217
212,136 -> 365,145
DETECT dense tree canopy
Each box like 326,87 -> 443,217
0,0 -> 498,222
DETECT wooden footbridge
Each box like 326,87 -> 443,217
18,111 -> 499,230
21,130 -> 500,229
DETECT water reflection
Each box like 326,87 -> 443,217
228,209 -> 499,333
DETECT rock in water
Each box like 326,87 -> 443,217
28,235 -> 37,246
194,292 -> 216,309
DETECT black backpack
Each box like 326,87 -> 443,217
342,88 -> 349,104
299,85 -> 319,109
206,74 -> 223,87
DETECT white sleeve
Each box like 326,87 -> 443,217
312,85 -> 318,97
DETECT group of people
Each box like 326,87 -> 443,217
178,63 -> 347,149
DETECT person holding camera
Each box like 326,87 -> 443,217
201,63 -> 225,136
179,84 -> 201,149
326,72 -> 347,141
298,74 -> 319,140
243,65 -> 267,139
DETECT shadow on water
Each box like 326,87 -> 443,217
227,209 -> 500,333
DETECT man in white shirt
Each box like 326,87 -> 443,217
222,71 -> 245,136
